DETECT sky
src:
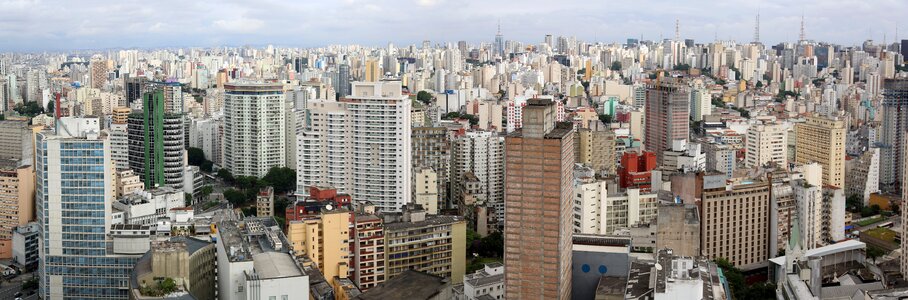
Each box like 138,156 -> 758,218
0,0 -> 905,51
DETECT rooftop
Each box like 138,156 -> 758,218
354,270 -> 450,300
250,252 -> 304,279
383,214 -> 463,231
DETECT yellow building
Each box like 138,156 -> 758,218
0,160 -> 35,259
795,115 -> 846,188
287,209 -> 351,287
112,107 -> 131,124
365,59 -> 381,82
383,204 -> 466,283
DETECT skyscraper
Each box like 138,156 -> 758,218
644,78 -> 690,165
223,82 -> 286,178
336,63 -> 351,98
700,174 -> 770,270
38,117 -> 146,299
881,79 -> 908,192
128,90 -> 185,189
495,22 -> 504,58
795,115 -> 846,188
504,99 -> 574,299
297,81 -> 411,212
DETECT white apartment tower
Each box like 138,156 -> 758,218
223,83 -> 286,177
297,81 -> 411,212
746,123 -> 788,168
451,130 -> 505,221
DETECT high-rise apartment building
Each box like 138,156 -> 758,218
223,82 -> 285,177
451,130 -> 505,221
644,79 -> 690,165
572,177 -> 657,235
297,81 -> 411,212
504,99 -> 574,299
880,79 -> 908,192
411,126 -> 451,208
574,120 -> 617,176
704,142 -> 735,179
145,81 -> 184,114
365,59 -> 381,82
351,213 -> 385,291
0,159 -> 34,259
690,85 -> 712,121
128,90 -> 185,189
746,123 -> 788,168
38,118 -> 147,299
795,115 -> 846,188
700,174 -> 770,270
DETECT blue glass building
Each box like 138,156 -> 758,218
37,119 -> 142,300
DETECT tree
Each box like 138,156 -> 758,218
217,169 -> 234,183
866,245 -> 885,264
160,277 -> 177,294
184,193 -> 193,206
199,185 -> 214,200
755,81 -> 764,89
672,64 -> 691,71
610,61 -> 622,71
416,90 -> 433,103
262,167 -> 297,194
846,194 -> 863,212
235,176 -> 261,191
187,147 -> 206,166
598,114 -> 612,124
200,161 -> 213,173
46,100 -> 55,114
223,189 -> 247,206
13,101 -> 44,117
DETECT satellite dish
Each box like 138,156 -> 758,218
654,263 -> 663,271
325,204 -> 333,211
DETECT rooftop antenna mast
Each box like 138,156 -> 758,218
799,13 -> 806,42
754,9 -> 761,43
675,19 -> 680,41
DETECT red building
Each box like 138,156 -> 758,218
285,186 -> 353,222
618,151 -> 657,192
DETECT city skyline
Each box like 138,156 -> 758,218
0,0 -> 905,51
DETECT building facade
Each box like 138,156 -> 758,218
746,123 -> 788,168
297,81 -> 411,212
881,79 -> 908,192
644,79 -> 690,165
223,83 -> 286,177
700,174 -> 771,270
795,115 -> 846,188
0,160 -> 34,259
127,90 -> 185,190
503,99 -> 574,299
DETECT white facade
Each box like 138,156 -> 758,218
573,179 -> 658,235
111,187 -> 185,226
189,116 -> 223,166
746,123 -> 788,168
462,263 -> 504,300
108,123 -> 129,170
794,180 -> 824,249
224,83 -> 285,177
297,81 -> 411,211
690,87 -> 711,122
451,131 -> 505,220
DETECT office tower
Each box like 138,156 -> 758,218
38,117 -> 148,299
411,126 -> 451,208
297,81 -> 411,212
700,173 -> 770,270
504,99 -> 574,299
880,79 -> 908,192
644,79 -> 690,165
901,40 -> 908,60
382,204 -> 466,283
574,120 -> 617,176
495,23 -> 504,58
451,130 -> 505,221
0,159 -> 34,259
690,86 -> 711,121
336,63 -> 351,98
365,59 -> 381,82
902,139 -> 908,280
223,82 -> 285,177
795,115 -> 846,188
0,119 -> 32,162
746,123 -> 788,168
128,90 -> 185,189
286,208 -> 351,287
123,75 -> 145,106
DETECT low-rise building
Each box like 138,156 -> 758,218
257,186 -> 274,217
129,237 -> 217,300
11,222 -> 39,271
624,249 -> 730,300
216,215 -> 310,300
113,187 -> 185,225
572,175 -> 658,235
457,263 -> 503,300
354,270 -> 452,300
382,204 -> 466,283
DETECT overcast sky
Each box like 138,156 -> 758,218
0,0 -> 904,51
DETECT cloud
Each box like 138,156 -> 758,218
0,0 -> 903,51
213,17 -> 265,33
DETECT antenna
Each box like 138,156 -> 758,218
675,19 -> 680,41
497,19 -> 501,35
799,13 -> 806,42
754,9 -> 761,43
